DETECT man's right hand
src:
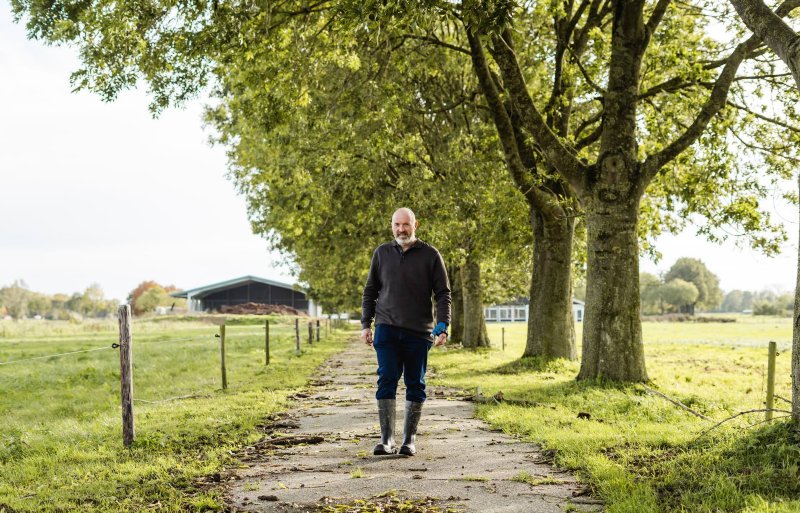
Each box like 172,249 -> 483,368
361,328 -> 373,346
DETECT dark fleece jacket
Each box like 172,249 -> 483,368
361,239 -> 451,341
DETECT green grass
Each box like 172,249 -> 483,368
511,471 -> 564,486
429,316 -> 799,513
0,316 -> 350,512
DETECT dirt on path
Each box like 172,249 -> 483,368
224,337 -> 603,513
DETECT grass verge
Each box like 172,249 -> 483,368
428,317 -> 799,513
0,316 -> 351,512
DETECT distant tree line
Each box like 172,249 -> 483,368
0,280 -> 188,320
640,257 -> 792,316
0,280 -> 118,320
720,289 -> 794,316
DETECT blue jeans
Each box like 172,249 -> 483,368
373,324 -> 432,403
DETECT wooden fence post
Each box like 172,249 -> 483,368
502,327 -> 505,351
117,304 -> 135,447
218,324 -> 227,390
308,321 -> 313,345
766,340 -> 777,421
316,319 -> 320,342
265,319 -> 270,366
295,318 -> 300,354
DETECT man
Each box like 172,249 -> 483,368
361,207 -> 451,456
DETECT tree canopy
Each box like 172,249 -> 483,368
11,0 -> 800,379
664,257 -> 723,312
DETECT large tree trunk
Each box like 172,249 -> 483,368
794,172 -> 800,424
578,196 -> 648,382
449,265 -> 464,346
461,256 -> 490,348
524,209 -> 577,359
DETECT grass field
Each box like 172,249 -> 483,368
0,315 -> 349,512
428,315 -> 798,513
4,314 -> 798,512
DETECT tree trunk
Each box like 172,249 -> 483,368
728,0 -> 800,88
449,265 -> 464,345
578,197 -> 648,382
524,209 -> 577,360
461,256 -> 490,348
793,172 -> 800,424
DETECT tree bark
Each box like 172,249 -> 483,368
578,196 -> 648,382
794,172 -> 800,424
461,256 -> 490,348
449,264 -> 464,345
525,208 -> 577,359
728,0 -> 800,88
466,27 -> 578,359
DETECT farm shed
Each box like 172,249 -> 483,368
170,275 -> 320,316
484,298 -> 585,323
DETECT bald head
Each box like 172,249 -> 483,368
392,207 -> 419,247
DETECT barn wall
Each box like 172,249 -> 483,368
199,281 -> 310,312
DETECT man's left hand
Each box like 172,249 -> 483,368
434,333 -> 447,346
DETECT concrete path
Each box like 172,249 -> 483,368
225,337 -> 603,512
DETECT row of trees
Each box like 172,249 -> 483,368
721,289 -> 795,315
641,258 -> 794,316
0,280 -> 185,319
0,280 -> 118,320
12,1 -> 800,389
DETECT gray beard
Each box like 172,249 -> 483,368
395,235 -> 416,246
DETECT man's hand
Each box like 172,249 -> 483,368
431,321 -> 448,347
361,328 -> 373,346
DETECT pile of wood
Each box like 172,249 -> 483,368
219,302 -> 305,316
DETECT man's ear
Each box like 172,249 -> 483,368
414,220 -> 420,229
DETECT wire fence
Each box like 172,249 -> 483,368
1,312 -> 349,446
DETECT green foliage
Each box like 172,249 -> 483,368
11,0 -> 799,329
0,280 -> 30,319
660,279 -> 700,310
640,272 -> 663,315
207,12 -> 532,310
664,257 -> 723,312
127,281 -> 182,315
721,289 -> 755,312
135,285 -> 170,314
0,281 -> 118,320
722,289 -> 793,315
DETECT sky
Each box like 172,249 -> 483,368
0,7 -> 798,302
0,8 -> 295,302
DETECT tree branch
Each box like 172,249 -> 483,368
488,30 -> 586,192
465,26 -> 572,216
575,122 -> 603,151
645,0 -> 672,37
726,100 -> 800,132
641,384 -> 711,421
567,45 -> 606,94
728,0 -> 800,87
390,33 -> 471,56
641,36 -> 760,182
